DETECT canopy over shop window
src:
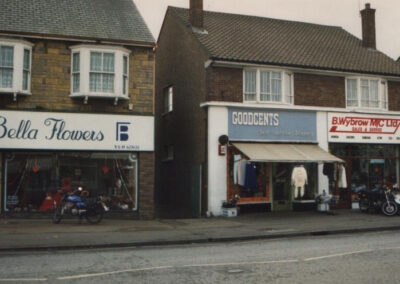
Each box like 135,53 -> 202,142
233,143 -> 343,163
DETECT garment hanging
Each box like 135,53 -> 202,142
244,162 -> 257,190
338,164 -> 347,188
233,154 -> 241,184
291,165 -> 308,199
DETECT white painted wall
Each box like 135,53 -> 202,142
317,111 -> 330,195
207,106 -> 229,216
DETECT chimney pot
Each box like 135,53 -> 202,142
190,0 -> 203,29
360,3 -> 376,49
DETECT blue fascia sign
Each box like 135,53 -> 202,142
228,107 -> 317,142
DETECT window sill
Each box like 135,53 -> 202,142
243,100 -> 293,106
346,107 -> 388,113
162,110 -> 173,117
0,90 -> 32,101
70,93 -> 129,105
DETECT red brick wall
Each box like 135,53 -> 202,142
388,81 -> 400,111
294,73 -> 346,107
206,67 -> 243,102
139,152 -> 155,219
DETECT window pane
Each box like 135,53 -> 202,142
90,73 -> 101,92
260,71 -> 270,101
360,79 -> 369,107
123,56 -> 128,75
123,76 -> 127,95
23,49 -> 30,70
103,53 -> 114,72
369,80 -> 379,107
271,72 -> 281,101
346,79 -> 358,106
90,52 -> 102,71
0,68 -> 13,88
73,74 -> 80,92
102,74 -> 114,92
0,46 -> 14,67
72,53 -> 80,72
22,70 -> 28,90
244,70 -> 256,101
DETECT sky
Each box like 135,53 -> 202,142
134,0 -> 400,61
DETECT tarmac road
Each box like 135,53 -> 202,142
1,230 -> 400,283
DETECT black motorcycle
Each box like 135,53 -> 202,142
358,184 -> 398,216
53,187 -> 109,224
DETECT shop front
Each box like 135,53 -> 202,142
328,112 -> 400,209
0,110 -> 154,216
206,106 -> 342,216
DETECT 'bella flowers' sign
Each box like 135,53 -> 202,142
0,110 -> 154,151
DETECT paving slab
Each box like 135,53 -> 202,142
1,210 -> 400,251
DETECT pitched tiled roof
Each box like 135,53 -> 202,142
0,0 -> 154,44
170,7 -> 400,77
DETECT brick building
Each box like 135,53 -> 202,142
155,1 -> 400,217
0,0 -> 156,219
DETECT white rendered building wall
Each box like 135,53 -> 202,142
317,111 -> 329,195
207,106 -> 228,216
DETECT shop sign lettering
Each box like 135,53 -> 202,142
0,111 -> 154,151
232,111 -> 279,126
228,108 -> 316,142
328,113 -> 400,144
0,116 -> 104,141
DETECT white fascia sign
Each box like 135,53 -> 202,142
328,112 -> 400,144
0,110 -> 154,151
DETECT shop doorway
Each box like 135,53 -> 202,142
272,163 -> 292,211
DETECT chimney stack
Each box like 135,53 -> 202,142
360,3 -> 376,49
190,0 -> 203,29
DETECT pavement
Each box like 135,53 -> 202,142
1,209 -> 400,252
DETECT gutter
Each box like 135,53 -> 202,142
211,59 -> 400,81
0,31 -> 156,48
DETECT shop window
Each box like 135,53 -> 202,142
4,152 -> 138,212
243,68 -> 293,104
70,45 -> 130,102
0,39 -> 33,96
346,77 -> 387,110
329,143 -> 398,205
163,145 -> 174,161
163,86 -> 173,113
228,149 -> 270,203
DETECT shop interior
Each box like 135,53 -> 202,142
3,151 -> 138,213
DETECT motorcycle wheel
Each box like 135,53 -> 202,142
85,205 -> 104,224
381,201 -> 398,216
359,198 -> 369,213
53,204 -> 63,224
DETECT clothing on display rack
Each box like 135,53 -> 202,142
338,164 -> 347,188
291,165 -> 307,199
244,162 -> 257,190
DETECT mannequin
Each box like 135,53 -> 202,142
291,165 -> 307,200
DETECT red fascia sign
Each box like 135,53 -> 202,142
328,113 -> 400,144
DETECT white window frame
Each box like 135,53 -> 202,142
345,76 -> 388,110
243,68 -> 293,104
70,44 -> 131,101
163,85 -> 173,113
0,38 -> 33,96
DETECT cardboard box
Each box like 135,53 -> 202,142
222,208 -> 237,217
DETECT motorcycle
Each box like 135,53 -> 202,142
358,184 -> 398,216
53,186 -> 109,224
